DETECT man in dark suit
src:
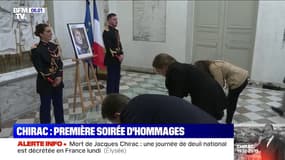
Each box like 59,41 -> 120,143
152,53 -> 226,120
256,124 -> 285,160
103,13 -> 124,94
101,94 -> 218,124
73,29 -> 89,55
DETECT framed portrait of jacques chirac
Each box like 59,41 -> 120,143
67,23 -> 93,59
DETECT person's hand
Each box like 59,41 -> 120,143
31,43 -> 38,49
116,54 -> 124,62
52,77 -> 62,87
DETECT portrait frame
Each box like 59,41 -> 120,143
67,23 -> 93,59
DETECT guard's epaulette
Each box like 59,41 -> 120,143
104,26 -> 110,31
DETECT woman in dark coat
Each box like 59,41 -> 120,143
152,53 -> 226,120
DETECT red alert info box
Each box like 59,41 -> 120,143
0,124 -> 234,160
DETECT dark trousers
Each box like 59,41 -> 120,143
106,64 -> 121,94
39,88 -> 64,124
226,79 -> 248,123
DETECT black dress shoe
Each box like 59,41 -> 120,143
271,106 -> 284,116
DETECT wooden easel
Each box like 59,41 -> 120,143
72,57 -> 103,112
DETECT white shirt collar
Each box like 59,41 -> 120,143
266,135 -> 274,147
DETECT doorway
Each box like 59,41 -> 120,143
192,0 -> 258,72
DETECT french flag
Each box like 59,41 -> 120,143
84,0 -> 105,69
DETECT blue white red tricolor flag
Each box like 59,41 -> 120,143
84,0 -> 105,69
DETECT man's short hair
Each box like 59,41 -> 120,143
152,53 -> 176,69
107,13 -> 117,21
101,94 -> 130,120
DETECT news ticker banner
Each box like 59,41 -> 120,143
13,124 -> 233,138
1,124 -> 234,160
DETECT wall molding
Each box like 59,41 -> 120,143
0,59 -> 75,85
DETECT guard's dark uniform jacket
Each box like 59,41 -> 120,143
165,62 -> 226,120
103,25 -> 123,65
31,41 -> 64,95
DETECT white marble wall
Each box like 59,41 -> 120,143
251,1 -> 285,84
0,74 -> 38,122
0,60 -> 76,123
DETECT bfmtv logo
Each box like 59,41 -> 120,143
13,7 -> 45,20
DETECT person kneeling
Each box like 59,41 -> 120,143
101,94 -> 217,124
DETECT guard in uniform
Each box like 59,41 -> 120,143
103,13 -> 123,94
31,23 -> 64,124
